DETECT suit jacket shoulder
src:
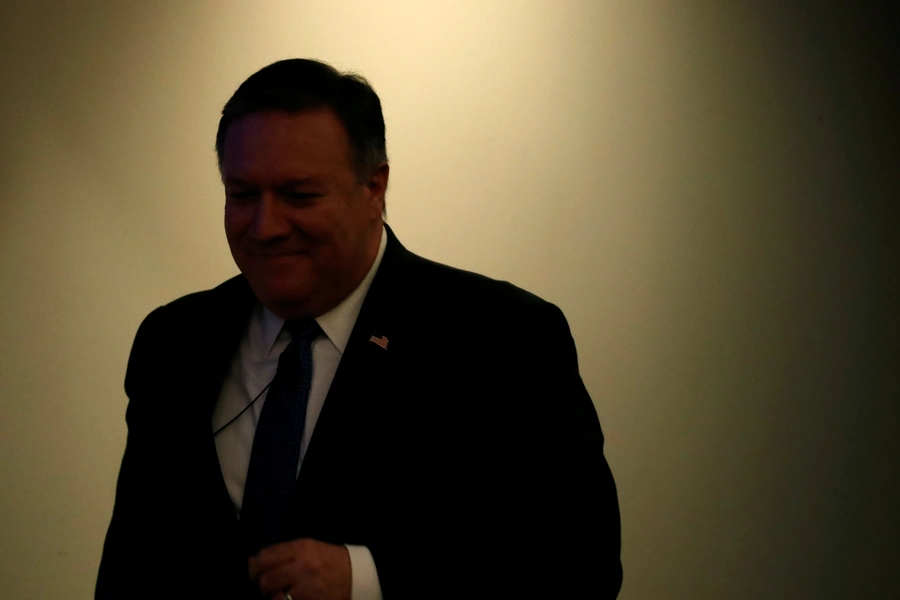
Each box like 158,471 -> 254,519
121,275 -> 255,426
347,230 -> 622,598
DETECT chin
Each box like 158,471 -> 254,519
261,289 -> 314,312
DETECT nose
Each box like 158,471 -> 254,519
248,192 -> 291,242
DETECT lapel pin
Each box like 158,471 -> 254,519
368,334 -> 389,350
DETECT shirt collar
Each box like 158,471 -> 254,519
259,226 -> 388,356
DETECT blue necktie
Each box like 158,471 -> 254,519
241,319 -> 321,554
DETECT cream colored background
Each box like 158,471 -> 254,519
1,1 -> 896,598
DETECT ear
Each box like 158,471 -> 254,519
365,163 -> 389,219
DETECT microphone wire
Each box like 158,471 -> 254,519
213,381 -> 273,437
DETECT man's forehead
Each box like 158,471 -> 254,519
220,109 -> 354,181
224,108 -> 348,147
223,174 -> 324,187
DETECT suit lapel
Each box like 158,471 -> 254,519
194,276 -> 259,536
289,227 -> 413,535
194,276 -> 258,419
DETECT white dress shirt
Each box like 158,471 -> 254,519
212,228 -> 387,600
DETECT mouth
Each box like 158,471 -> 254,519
253,252 -> 299,258
246,247 -> 309,258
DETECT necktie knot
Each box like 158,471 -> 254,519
284,319 -> 322,343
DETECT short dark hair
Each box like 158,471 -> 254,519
215,58 -> 387,181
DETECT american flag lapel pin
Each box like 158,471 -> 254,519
368,333 -> 389,350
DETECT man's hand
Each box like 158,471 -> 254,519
248,538 -> 352,600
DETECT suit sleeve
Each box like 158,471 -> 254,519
471,300 -> 623,598
526,302 -> 623,597
95,307 -> 167,597
96,307 -> 251,599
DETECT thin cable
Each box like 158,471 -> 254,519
213,381 -> 273,437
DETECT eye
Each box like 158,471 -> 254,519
226,190 -> 259,203
284,191 -> 319,203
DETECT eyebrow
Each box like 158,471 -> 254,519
223,177 -> 254,187
223,176 -> 322,187
279,177 -> 322,187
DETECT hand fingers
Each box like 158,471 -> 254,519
257,561 -> 297,596
251,539 -> 302,582
256,541 -> 298,568
248,556 -> 260,580
248,545 -> 292,582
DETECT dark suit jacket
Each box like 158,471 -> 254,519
96,227 -> 622,599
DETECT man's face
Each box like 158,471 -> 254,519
222,108 -> 387,319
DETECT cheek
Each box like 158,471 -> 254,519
224,205 -> 251,240
297,207 -> 348,243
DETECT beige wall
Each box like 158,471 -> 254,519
1,1 -> 896,598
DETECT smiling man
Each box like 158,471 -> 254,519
223,108 -> 386,320
96,59 -> 622,600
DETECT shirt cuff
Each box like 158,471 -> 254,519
345,544 -> 383,600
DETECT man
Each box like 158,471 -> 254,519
97,59 -> 622,599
